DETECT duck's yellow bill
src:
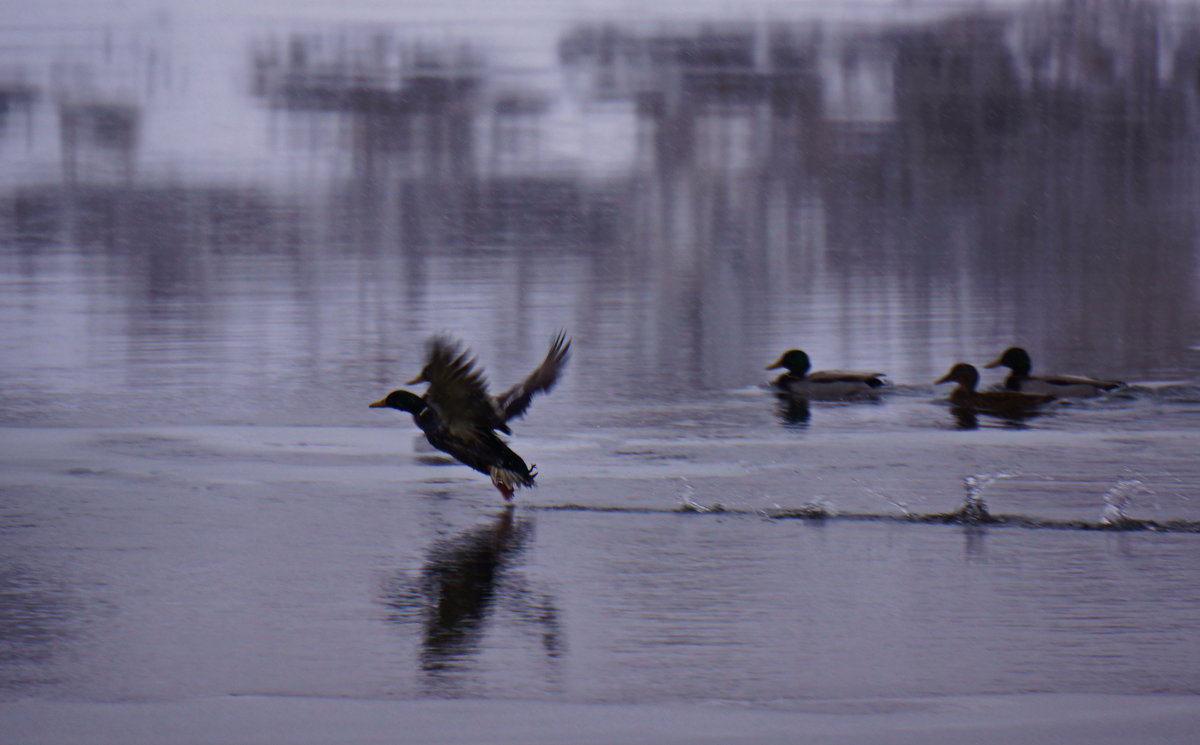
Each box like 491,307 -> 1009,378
368,398 -> 388,408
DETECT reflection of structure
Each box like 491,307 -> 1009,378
892,14 -> 1024,155
0,19 -> 171,189
379,508 -> 561,693
59,100 -> 140,183
0,2 -> 1196,390
0,560 -> 84,692
559,23 -> 824,175
250,32 -> 586,251
253,34 -> 491,180
0,76 -> 37,136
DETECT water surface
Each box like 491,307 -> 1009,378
1,0 -> 1199,735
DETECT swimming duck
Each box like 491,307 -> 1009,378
371,333 -> 571,501
983,347 -> 1123,398
935,362 -> 1054,417
765,349 -> 886,398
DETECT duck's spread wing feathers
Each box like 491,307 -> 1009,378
421,337 -> 506,437
495,331 -> 571,422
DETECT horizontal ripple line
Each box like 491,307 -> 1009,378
529,503 -> 1200,533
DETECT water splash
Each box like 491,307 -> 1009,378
675,478 -> 724,513
856,481 -> 908,518
798,497 -> 835,519
1100,479 -> 1152,526
885,496 -> 912,519
957,471 -> 1019,523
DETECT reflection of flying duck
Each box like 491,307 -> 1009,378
371,332 -> 570,501
984,347 -> 1124,398
766,349 -> 886,398
420,508 -> 524,667
936,362 -> 1055,418
379,507 -> 561,689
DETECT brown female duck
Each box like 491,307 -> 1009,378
935,362 -> 1054,418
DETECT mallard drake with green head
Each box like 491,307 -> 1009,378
371,332 -> 570,501
935,362 -> 1054,418
983,347 -> 1123,398
766,349 -> 886,398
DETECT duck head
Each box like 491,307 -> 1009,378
935,363 -> 980,391
369,390 -> 427,414
765,349 -> 811,376
984,347 -> 1032,375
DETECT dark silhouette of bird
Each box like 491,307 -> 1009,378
765,349 -> 886,399
935,362 -> 1054,419
371,333 -> 570,501
983,347 -> 1124,398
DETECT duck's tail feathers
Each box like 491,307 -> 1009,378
490,464 -> 536,494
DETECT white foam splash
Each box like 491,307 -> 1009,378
962,471 -> 1019,513
801,497 -> 835,518
886,497 -> 912,518
675,477 -> 725,513
1100,479 -> 1152,525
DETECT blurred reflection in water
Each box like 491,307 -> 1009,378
0,0 -> 1198,426
773,393 -> 811,427
0,558 -> 85,695
380,508 -> 561,696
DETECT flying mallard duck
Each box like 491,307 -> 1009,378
983,347 -> 1124,398
370,332 -> 571,501
935,362 -> 1054,418
765,349 -> 886,398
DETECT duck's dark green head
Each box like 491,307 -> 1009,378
765,349 -> 811,376
984,347 -> 1031,375
369,390 -> 427,414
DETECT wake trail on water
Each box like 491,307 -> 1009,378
529,473 -> 1200,533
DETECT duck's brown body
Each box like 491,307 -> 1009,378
936,362 -> 1054,418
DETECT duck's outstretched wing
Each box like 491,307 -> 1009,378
495,331 -> 571,423
421,336 -> 509,437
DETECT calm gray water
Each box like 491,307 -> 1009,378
2,0 -> 1200,721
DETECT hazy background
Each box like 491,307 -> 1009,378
2,0 -> 1198,428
